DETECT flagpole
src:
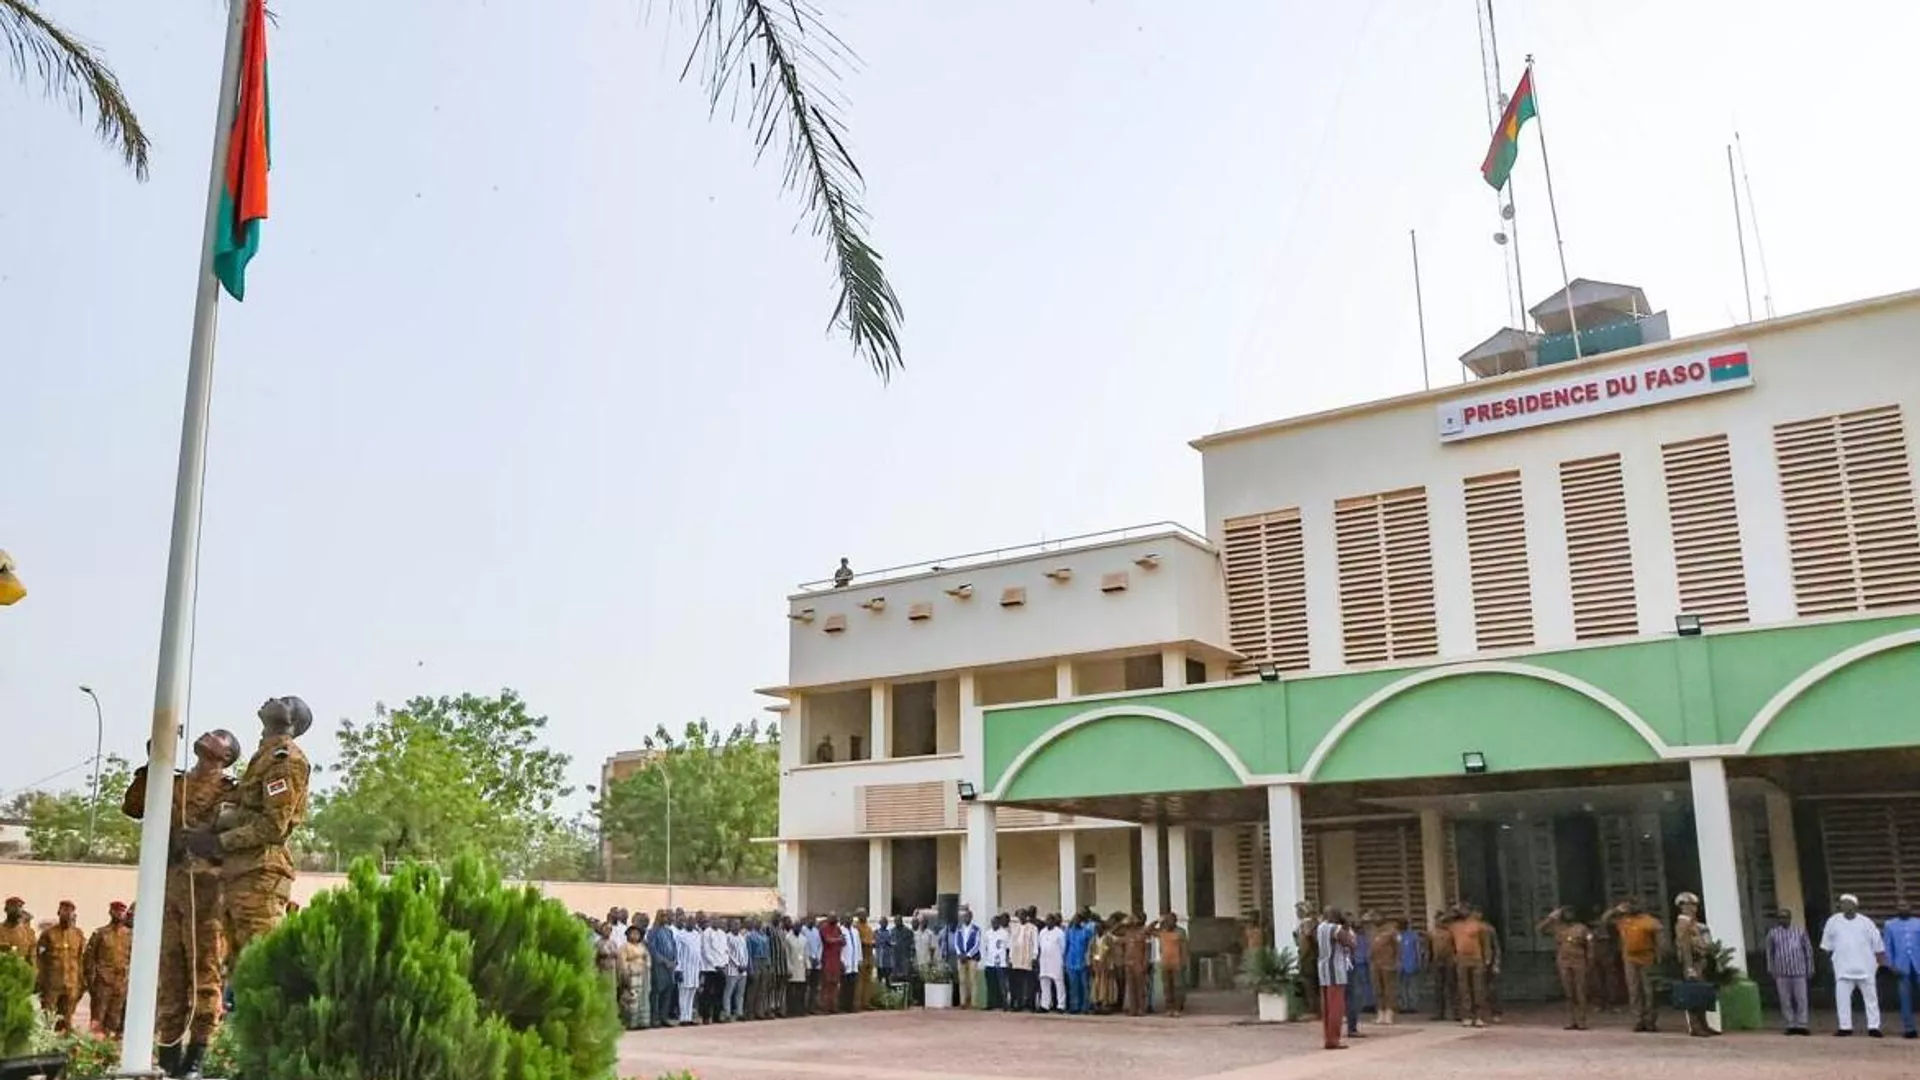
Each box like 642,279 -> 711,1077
1410,229 -> 1431,391
121,0 -> 248,1070
1482,0 -> 1529,326
1727,143 -> 1754,323
1525,55 -> 1581,359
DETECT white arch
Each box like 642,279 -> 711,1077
1734,628 -> 1920,755
1299,660 -> 1673,781
988,704 -> 1255,799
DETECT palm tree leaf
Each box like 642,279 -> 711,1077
686,0 -> 903,382
0,0 -> 150,178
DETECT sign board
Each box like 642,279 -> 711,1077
1437,346 -> 1753,443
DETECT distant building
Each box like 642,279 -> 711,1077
0,817 -> 29,859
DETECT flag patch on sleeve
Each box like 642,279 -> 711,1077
266,778 -> 290,798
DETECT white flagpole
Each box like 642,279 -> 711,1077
121,0 -> 249,1070
1525,55 -> 1582,360
1410,229 -> 1431,391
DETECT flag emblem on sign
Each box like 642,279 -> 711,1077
1708,351 -> 1750,382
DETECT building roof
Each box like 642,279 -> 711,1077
1190,286 -> 1920,452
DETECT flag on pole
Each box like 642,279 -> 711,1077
1480,68 -> 1536,191
213,0 -> 270,301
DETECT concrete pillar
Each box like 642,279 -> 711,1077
1166,825 -> 1192,921
1268,784 -> 1305,951
779,841 -> 805,916
958,672 -> 983,787
1140,824 -> 1164,919
869,837 -> 893,918
1205,660 -> 1230,683
869,680 -> 891,761
1055,660 -> 1075,699
1765,786 -> 1806,928
1420,809 -> 1448,924
1058,830 -> 1079,915
782,694 -> 805,770
1160,647 -> 1189,689
963,802 -> 999,917
1689,758 -> 1750,975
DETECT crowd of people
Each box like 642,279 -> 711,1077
577,903 -> 1198,1027
0,896 -> 135,1037
1293,891 -> 1920,1051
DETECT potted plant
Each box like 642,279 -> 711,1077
1237,946 -> 1300,1023
921,960 -> 956,1009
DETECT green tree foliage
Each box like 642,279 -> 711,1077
0,952 -> 34,1057
308,692 -> 574,877
13,755 -> 139,863
228,855 -> 618,1080
596,720 -> 778,885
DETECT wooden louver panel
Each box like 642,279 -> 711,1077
1560,454 -> 1638,640
1817,799 -> 1920,919
1774,405 -> 1920,616
1662,434 -> 1750,626
1235,824 -> 1321,925
1221,510 -> 1310,674
858,781 -> 956,833
1333,488 -> 1438,665
1354,822 -> 1426,928
1463,471 -> 1534,649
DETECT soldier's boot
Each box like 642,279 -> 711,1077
157,1043 -> 183,1077
179,1041 -> 208,1077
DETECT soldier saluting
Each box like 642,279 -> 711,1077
184,695 -> 313,957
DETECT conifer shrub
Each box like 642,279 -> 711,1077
0,953 -> 34,1057
227,855 -> 619,1080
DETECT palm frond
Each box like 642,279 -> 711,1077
686,0 -> 903,382
0,0 -> 150,179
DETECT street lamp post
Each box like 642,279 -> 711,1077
78,685 -> 103,859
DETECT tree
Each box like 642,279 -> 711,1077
308,691 -> 575,878
15,755 -> 140,863
596,719 -> 778,885
685,0 -> 904,379
2,0 -> 149,176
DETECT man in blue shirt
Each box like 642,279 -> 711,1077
1884,901 -> 1920,1039
1064,914 -> 1093,1014
802,917 -> 824,1016
745,920 -> 771,1020
645,911 -> 679,1027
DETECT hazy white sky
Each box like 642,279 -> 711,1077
4,1 -> 1917,804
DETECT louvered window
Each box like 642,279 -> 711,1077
1463,471 -> 1534,649
1561,454 -> 1638,640
1235,824 -> 1321,922
1355,822 -> 1428,927
1774,405 -> 1920,615
857,782 -> 956,833
1662,434 -> 1749,626
1334,488 -> 1438,664
1221,510 -> 1310,673
1817,799 -> 1920,917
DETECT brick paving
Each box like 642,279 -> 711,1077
616,1007 -> 1920,1080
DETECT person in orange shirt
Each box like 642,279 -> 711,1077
1447,905 -> 1496,1027
1155,913 -> 1189,1018
1607,898 -> 1666,1032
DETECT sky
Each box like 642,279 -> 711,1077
4,0 -> 1918,807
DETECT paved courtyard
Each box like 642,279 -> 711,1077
617,1006 -> 1920,1080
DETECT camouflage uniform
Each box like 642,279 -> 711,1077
36,920 -> 88,1031
217,732 -> 310,956
0,908 -> 34,959
83,917 -> 132,1037
127,765 -> 238,1046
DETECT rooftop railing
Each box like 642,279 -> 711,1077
795,521 -> 1212,592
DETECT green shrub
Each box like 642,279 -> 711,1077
227,854 -> 618,1080
0,953 -> 33,1057
1236,945 -> 1301,998
47,1027 -> 121,1078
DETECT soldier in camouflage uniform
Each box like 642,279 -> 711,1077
82,901 -> 133,1037
36,900 -> 87,1032
186,697 -> 311,960
126,728 -> 243,1077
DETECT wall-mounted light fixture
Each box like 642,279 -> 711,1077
859,596 -> 887,613
1044,567 -> 1073,583
1099,572 -> 1130,593
822,614 -> 847,634
1134,553 -> 1162,569
999,587 -> 1026,607
907,602 -> 933,622
1674,613 -> 1704,637
945,583 -> 974,599
1256,664 -> 1279,683
788,608 -> 816,624
957,781 -> 978,802
1462,751 -> 1488,775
